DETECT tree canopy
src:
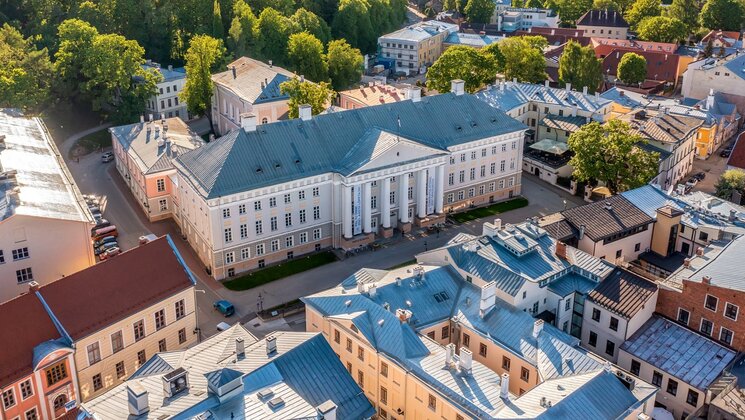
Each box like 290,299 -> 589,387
291,8 -> 332,44
228,0 -> 258,57
332,0 -> 376,53
715,170 -> 745,200
568,120 -> 659,194
664,0 -> 700,32
637,16 -> 688,43
499,37 -> 547,83
624,0 -> 661,28
180,35 -> 226,133
280,77 -> 335,117
700,0 -> 745,31
426,46 -> 497,93
287,32 -> 328,82
552,0 -> 593,25
464,0 -> 496,23
558,40 -> 602,93
327,39 -> 363,90
0,23 -> 53,110
617,52 -> 647,85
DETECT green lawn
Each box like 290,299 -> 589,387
449,197 -> 529,223
224,251 -> 338,291
76,128 -> 111,155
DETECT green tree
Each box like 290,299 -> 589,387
288,32 -> 328,82
499,37 -> 547,83
664,0 -> 700,31
54,19 -> 99,99
526,0 -> 544,7
464,0 -> 495,23
624,0 -> 661,28
327,39 -> 363,89
300,0 -> 340,23
637,16 -> 687,43
522,35 -> 549,50
715,170 -> 745,200
75,0 -> 115,32
228,0 -> 257,56
256,7 -> 293,63
704,38 -> 714,57
617,52 -> 647,85
213,0 -> 225,39
426,46 -> 497,93
554,0 -> 593,25
481,42 -> 506,73
593,0 -> 620,10
568,120 -> 659,194
332,0 -> 376,53
558,40 -> 602,93
700,0 -> 745,31
280,77 -> 335,117
0,23 -> 53,110
181,35 -> 226,133
291,8 -> 332,44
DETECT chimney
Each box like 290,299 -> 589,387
604,201 -> 613,211
451,79 -> 465,96
395,276 -> 402,286
729,209 -> 737,222
240,113 -> 257,132
269,60 -> 273,68
565,82 -> 571,92
396,308 -> 412,323
127,383 -> 150,415
533,319 -> 544,338
595,91 -> 600,100
512,78 -> 517,84
500,81 -> 506,92
500,373 -> 510,399
368,283 -> 377,298
445,343 -> 456,367
236,337 -> 245,356
703,276 -> 712,284
149,113 -> 154,122
407,87 -> 422,102
298,104 -> 312,121
28,281 -> 40,293
683,258 -> 691,268
578,224 -> 585,240
140,115 -> 145,124
231,66 -> 236,79
459,347 -> 473,375
555,241 -> 567,260
316,400 -> 337,420
266,335 -> 277,355
479,281 -> 497,318
357,280 -> 365,294
583,86 -> 588,95
544,80 -> 550,88
696,247 -> 704,256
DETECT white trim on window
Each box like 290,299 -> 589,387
704,294 -> 718,312
677,307 -> 690,325
719,326 -> 734,345
724,302 -> 739,321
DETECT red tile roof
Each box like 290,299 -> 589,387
591,38 -> 677,54
0,292 -> 61,387
39,237 -> 194,340
728,131 -> 745,170
600,48 -> 680,82
702,30 -> 742,46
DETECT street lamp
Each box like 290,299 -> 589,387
563,199 -> 567,210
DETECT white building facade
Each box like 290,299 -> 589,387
143,61 -> 188,120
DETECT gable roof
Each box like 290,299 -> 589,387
475,82 -> 612,115
728,131 -> 745,170
38,236 -> 195,340
587,268 -> 657,319
212,57 -> 295,105
175,93 -> 525,199
670,235 -> 745,292
561,195 -> 654,242
623,112 -> 704,144
577,9 -> 628,27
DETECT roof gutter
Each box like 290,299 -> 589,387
34,290 -> 73,345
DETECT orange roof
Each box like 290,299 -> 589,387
702,30 -> 742,45
339,84 -> 404,107
591,37 -> 677,55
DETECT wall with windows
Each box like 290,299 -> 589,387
617,351 -> 704,420
0,215 -> 95,303
656,281 -> 744,351
576,224 -> 653,263
146,77 -> 188,120
212,85 -> 290,136
73,288 -> 197,402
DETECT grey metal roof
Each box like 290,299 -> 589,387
379,21 -> 457,43
547,273 -> 597,297
475,82 -> 612,114
561,195 -> 654,242
620,316 -> 736,390
621,184 -> 684,218
142,63 -> 186,82
670,235 -> 745,292
212,57 -> 295,104
176,93 -> 526,198
587,268 -> 657,319
0,109 -> 93,223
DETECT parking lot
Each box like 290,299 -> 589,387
690,137 -> 738,194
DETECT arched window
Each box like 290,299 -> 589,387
261,117 -> 268,124
53,394 -> 67,410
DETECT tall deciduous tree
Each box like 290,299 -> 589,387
0,23 -> 53,110
291,8 -> 332,44
181,35 -> 226,134
228,0 -> 257,56
715,169 -> 745,200
332,0 -> 376,53
617,52 -> 647,85
426,46 -> 497,93
327,39 -> 363,89
624,0 -> 661,28
54,19 -> 98,98
280,77 -> 335,117
637,16 -> 687,43
464,0 -> 495,23
553,0 -> 593,25
213,0 -> 225,39
664,0 -> 700,32
700,0 -> 745,31
499,37 -> 547,83
568,120 -> 659,194
255,7 -> 293,63
558,40 -> 602,93
287,32 -> 328,82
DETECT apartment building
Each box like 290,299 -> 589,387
80,325 -> 374,419
576,9 -> 628,40
581,268 -> 658,363
142,61 -> 188,119
110,116 -> 204,221
493,8 -> 559,32
172,83 -> 527,280
211,57 -> 295,135
377,21 -> 458,75
618,316 -> 736,420
0,109 -> 95,304
303,262 -> 658,419
682,54 -> 745,103
0,293 -> 78,420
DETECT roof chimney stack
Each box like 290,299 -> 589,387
702,275 -> 712,284
236,337 -> 245,357
316,400 -> 337,420
533,319 -> 544,338
565,82 -> 571,93
479,281 -> 497,318
269,60 -> 273,68
231,66 -> 236,79
266,335 -> 277,355
298,104 -> 312,121
28,281 -> 40,293
555,241 -> 567,260
583,86 -> 588,95
451,79 -> 465,96
696,247 -> 704,256
445,343 -> 455,367
545,80 -> 550,88
127,383 -> 150,415
241,113 -> 257,132
407,86 -> 422,102
459,347 -> 473,375
500,373 -> 510,399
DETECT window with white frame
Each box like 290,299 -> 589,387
16,268 -> 33,283
285,213 -> 292,227
447,193 -> 454,203
508,177 -> 514,187
371,196 -> 377,209
720,327 -> 734,345
284,193 -> 291,204
159,199 -> 167,212
313,206 -> 320,220
271,240 -> 279,252
241,248 -> 250,260
313,228 -> 321,240
300,232 -> 308,244
389,191 -> 396,204
240,224 -> 248,239
225,252 -> 235,264
705,294 -> 718,311
490,163 -> 496,175
156,178 -> 166,192
725,302 -> 738,320
12,247 -> 29,261
469,168 -> 475,180
224,228 -> 232,242
480,165 -> 486,177
677,308 -> 690,325
299,209 -> 306,223
256,244 -> 265,256
255,220 -> 263,235
408,186 -> 413,199
222,208 -> 230,219
458,191 -> 464,200
500,160 -> 506,171
270,217 -> 278,231
286,236 -> 294,248
488,182 -> 495,192
254,201 -> 262,211
448,173 -> 454,185
238,204 -> 246,214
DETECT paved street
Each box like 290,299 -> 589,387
691,136 -> 739,194
59,126 -> 583,339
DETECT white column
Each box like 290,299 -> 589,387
343,185 -> 353,239
435,165 -> 445,214
362,182 -> 372,234
398,173 -> 409,223
417,169 -> 427,218
381,177 -> 391,229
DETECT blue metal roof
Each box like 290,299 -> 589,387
620,316 -> 736,390
476,82 -> 612,115
621,184 -> 684,218
176,93 -> 526,198
724,54 -> 745,81
534,371 -> 639,419
547,273 -> 597,297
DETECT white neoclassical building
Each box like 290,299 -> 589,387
173,82 -> 527,279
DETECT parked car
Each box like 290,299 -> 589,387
99,247 -> 121,260
721,147 -> 733,158
216,322 -> 231,331
101,152 -> 114,163
685,178 -> 698,188
95,242 -> 118,255
92,220 -> 111,230
693,172 -> 706,181
92,226 -> 118,240
213,300 -> 235,317
94,236 -> 118,248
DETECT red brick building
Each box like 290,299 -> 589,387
656,237 -> 745,352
